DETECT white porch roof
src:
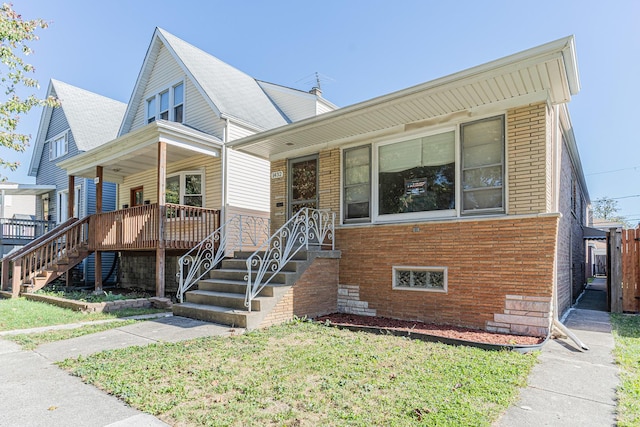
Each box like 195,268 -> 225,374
58,120 -> 222,183
0,183 -> 56,196
229,36 -> 579,160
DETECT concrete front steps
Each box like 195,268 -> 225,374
172,250 -> 310,330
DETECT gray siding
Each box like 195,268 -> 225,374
557,134 -> 587,316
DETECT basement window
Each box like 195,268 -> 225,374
392,266 -> 447,292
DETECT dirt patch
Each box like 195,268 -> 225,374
316,313 -> 544,346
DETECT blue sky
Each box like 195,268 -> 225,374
5,0 -> 640,222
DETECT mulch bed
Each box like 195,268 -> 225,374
316,313 -> 544,346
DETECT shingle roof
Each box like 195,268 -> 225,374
28,80 -> 126,176
120,28 -> 288,136
50,80 -> 127,151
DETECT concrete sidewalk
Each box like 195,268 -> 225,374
497,279 -> 619,426
0,315 -> 242,427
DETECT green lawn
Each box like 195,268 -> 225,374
611,314 -> 640,427
0,297 -> 167,331
59,319 -> 538,426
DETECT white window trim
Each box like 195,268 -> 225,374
339,112 -> 508,226
48,130 -> 69,160
166,169 -> 205,206
392,266 -> 448,293
372,125 -> 459,224
146,79 -> 185,124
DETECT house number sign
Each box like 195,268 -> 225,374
271,171 -> 284,179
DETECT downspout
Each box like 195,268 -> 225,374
221,119 -> 229,225
550,104 -> 589,351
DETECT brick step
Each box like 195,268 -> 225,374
209,268 -> 289,284
197,279 -> 286,297
185,289 -> 263,311
173,302 -> 261,329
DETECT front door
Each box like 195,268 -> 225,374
289,155 -> 318,217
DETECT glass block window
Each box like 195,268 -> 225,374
392,266 -> 447,292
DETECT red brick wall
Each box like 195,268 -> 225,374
336,215 -> 559,330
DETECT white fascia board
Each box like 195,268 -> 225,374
558,103 -> 589,203
28,80 -> 56,176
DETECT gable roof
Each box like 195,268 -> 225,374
28,80 -> 127,176
229,36 -> 580,160
119,28 -> 288,136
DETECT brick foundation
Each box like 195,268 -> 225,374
260,257 -> 339,328
119,252 -> 179,295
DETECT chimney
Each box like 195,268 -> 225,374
309,87 -> 322,97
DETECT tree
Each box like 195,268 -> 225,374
593,197 -> 619,220
593,196 -> 628,227
0,3 -> 58,179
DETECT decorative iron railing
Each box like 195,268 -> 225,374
176,214 -> 270,302
244,208 -> 334,311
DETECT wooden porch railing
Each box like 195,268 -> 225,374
90,203 -> 221,251
1,217 -> 90,296
1,218 -> 56,242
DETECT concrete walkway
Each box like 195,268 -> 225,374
497,278 -> 619,426
0,315 -> 242,427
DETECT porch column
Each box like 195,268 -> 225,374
94,166 -> 103,293
67,175 -> 75,219
156,141 -> 167,297
66,175 -> 75,287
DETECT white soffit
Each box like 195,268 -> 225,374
229,36 -> 579,160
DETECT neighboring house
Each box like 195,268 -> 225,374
229,36 -> 590,337
27,79 -> 126,284
0,185 -> 50,258
55,28 -> 336,294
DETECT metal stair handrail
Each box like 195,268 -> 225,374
176,214 -> 270,303
244,208 -> 334,311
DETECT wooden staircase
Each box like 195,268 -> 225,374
1,217 -> 92,297
173,250 -> 310,329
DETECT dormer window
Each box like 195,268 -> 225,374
146,81 -> 185,124
48,131 -> 68,160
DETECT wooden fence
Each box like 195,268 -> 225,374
621,227 -> 640,312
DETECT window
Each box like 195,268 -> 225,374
49,132 -> 68,160
173,83 -> 184,123
166,171 -> 203,207
146,97 -> 156,123
461,116 -> 505,213
392,266 -> 447,292
147,82 -> 185,124
378,130 -> 455,217
343,145 -> 371,222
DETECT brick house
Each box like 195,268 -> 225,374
228,36 -> 589,337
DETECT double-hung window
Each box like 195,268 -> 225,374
461,116 -> 505,213
166,171 -> 203,207
49,132 -> 68,160
343,145 -> 371,222
146,81 -> 185,124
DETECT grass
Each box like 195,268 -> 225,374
36,285 -> 150,303
611,314 -> 640,427
59,319 -> 538,426
5,319 -> 140,350
0,297 -> 168,331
